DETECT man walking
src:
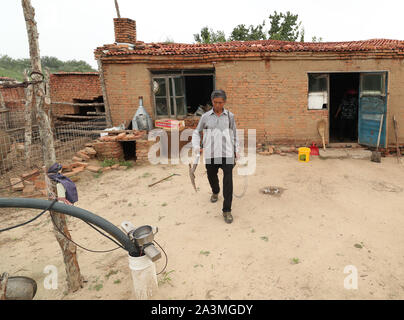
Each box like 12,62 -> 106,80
192,90 -> 239,224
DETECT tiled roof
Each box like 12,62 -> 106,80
51,72 -> 99,76
97,39 -> 404,57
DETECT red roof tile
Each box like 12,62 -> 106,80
51,72 -> 99,76
97,39 -> 404,58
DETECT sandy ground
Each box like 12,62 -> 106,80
1,153 -> 404,300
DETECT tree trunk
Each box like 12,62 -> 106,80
22,0 -> 83,292
23,70 -> 33,168
97,59 -> 113,127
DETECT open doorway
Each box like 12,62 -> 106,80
329,73 -> 360,142
185,76 -> 214,115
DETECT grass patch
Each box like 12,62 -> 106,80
93,172 -> 102,179
105,269 -> 119,279
260,236 -> 268,242
113,279 -> 121,284
119,160 -> 133,168
291,257 -> 300,265
158,270 -> 175,287
101,159 -> 118,167
200,250 -> 210,256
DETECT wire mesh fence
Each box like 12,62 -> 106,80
0,109 -> 106,194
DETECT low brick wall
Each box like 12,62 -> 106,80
135,139 -> 155,163
93,141 -> 124,160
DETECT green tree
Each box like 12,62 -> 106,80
0,54 -> 96,81
229,22 -> 267,41
311,36 -> 323,42
194,26 -> 226,44
268,11 -> 303,41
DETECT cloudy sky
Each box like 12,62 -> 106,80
1,0 -> 403,69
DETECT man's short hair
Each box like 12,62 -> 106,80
211,90 -> 227,101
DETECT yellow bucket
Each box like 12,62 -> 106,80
298,147 -> 311,163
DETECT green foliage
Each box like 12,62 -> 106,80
230,23 -> 267,41
194,11 -> 314,44
119,160 -> 133,168
268,11 -> 303,42
193,27 -> 227,44
101,158 -> 118,167
0,54 -> 96,82
311,36 -> 324,42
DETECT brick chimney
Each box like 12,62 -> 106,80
114,18 -> 136,44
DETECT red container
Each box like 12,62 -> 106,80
309,143 -> 319,156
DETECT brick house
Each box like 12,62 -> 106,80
0,72 -> 103,127
95,17 -> 404,148
49,72 -> 103,117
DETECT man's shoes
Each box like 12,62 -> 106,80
222,211 -> 233,224
210,193 -> 219,203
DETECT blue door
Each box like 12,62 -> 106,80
358,73 -> 387,147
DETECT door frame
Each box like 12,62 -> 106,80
358,71 -> 389,148
307,70 -> 389,145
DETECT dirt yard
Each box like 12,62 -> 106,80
1,153 -> 404,300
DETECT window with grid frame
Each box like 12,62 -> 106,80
153,76 -> 186,118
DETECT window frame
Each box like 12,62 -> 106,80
151,70 -> 216,119
152,75 -> 186,119
360,72 -> 386,97
307,73 -> 330,110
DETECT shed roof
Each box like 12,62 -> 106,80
96,39 -> 404,58
51,72 -> 99,76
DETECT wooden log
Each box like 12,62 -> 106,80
114,0 -> 121,18
97,59 -> 112,127
56,115 -> 105,120
0,272 -> 9,300
22,0 -> 83,292
0,89 -> 5,109
24,69 -> 34,168
51,102 -> 104,107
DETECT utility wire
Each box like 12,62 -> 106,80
0,199 -> 125,253
154,239 -> 168,275
0,199 -> 57,233
49,211 -> 124,253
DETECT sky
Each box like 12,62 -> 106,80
1,0 -> 403,69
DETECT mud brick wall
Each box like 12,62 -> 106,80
101,55 -> 404,146
49,73 -> 102,116
0,86 -> 25,111
93,141 -> 124,160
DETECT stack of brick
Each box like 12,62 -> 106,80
136,139 -> 155,163
9,169 -> 46,198
98,130 -> 147,142
114,18 -> 137,44
93,141 -> 124,160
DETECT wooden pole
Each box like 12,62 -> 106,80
23,69 -> 33,168
0,273 -> 9,300
97,59 -> 113,127
0,89 -> 5,109
114,0 -> 121,18
21,0 -> 83,292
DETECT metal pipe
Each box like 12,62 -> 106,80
0,198 -> 137,255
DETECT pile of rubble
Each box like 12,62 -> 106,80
98,130 -> 147,142
257,144 -> 299,156
9,169 -> 47,198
